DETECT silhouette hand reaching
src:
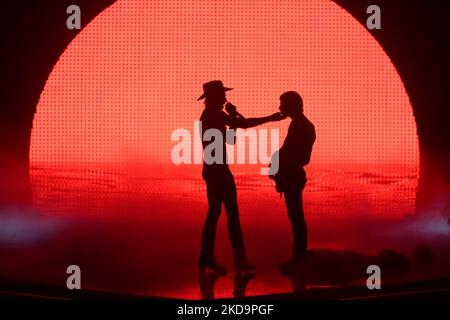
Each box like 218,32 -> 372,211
269,112 -> 288,121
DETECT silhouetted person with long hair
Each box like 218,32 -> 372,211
198,80 -> 286,273
270,91 -> 315,274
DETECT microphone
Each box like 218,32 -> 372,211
225,102 -> 244,119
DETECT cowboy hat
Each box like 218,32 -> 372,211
197,80 -> 233,100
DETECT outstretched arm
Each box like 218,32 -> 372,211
234,114 -> 285,128
224,103 -> 286,128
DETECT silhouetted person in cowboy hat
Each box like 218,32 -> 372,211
269,91 -> 315,274
198,80 -> 286,273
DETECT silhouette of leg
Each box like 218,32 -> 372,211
222,174 -> 252,270
233,272 -> 256,298
199,269 -> 226,300
199,181 -> 223,267
284,186 -> 307,261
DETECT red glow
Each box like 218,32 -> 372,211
4,2 -> 426,299
30,0 -> 418,167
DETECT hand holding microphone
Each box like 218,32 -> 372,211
225,102 -> 244,119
